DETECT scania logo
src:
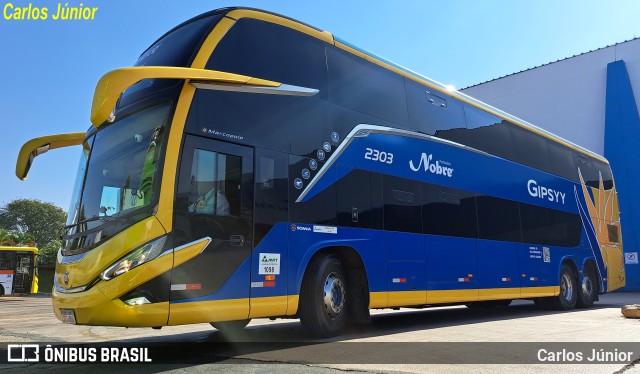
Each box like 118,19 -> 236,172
291,224 -> 296,231
64,271 -> 69,286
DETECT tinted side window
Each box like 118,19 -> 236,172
547,141 -> 577,181
120,16 -> 220,109
336,168 -> 381,229
255,149 -> 289,245
187,149 -> 242,217
207,18 -> 328,98
548,209 -> 582,247
186,90 -> 330,155
574,153 -> 600,188
383,175 -> 421,233
476,196 -> 521,242
593,160 -> 614,190
405,79 -> 467,144
138,15 -> 220,67
464,106 -> 514,160
519,203 -> 551,245
288,155 -> 336,225
328,46 -> 408,125
199,18 -> 330,155
0,251 -> 16,271
422,184 -> 478,238
509,124 -> 550,173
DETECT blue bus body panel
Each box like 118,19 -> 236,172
287,224 -> 387,293
476,239 -> 521,289
302,131 -> 577,214
387,231 -> 426,295
173,126 -> 607,305
425,235 -> 478,291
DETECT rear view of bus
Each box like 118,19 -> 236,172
15,8 -> 625,337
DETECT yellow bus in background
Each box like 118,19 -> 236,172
0,246 -> 38,295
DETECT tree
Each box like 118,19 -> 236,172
0,229 -> 13,246
0,199 -> 66,248
39,239 -> 62,264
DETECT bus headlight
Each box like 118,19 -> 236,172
101,236 -> 168,281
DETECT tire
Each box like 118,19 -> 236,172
549,264 -> 578,310
300,254 -> 348,338
210,319 -> 250,333
576,265 -> 599,308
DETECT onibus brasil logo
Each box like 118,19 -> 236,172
409,153 -> 454,177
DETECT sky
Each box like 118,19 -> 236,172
1,0 -> 639,212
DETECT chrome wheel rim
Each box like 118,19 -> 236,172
582,275 -> 594,299
323,272 -> 345,320
561,273 -> 574,301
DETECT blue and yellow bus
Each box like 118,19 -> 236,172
16,8 -> 624,337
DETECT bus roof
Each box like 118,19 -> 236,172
213,8 -> 607,164
0,246 -> 38,254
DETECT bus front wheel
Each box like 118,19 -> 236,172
550,264 -> 578,310
300,254 -> 348,338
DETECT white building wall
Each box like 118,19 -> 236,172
462,38 -> 640,156
462,38 -> 640,291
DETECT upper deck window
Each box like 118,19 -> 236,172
118,15 -> 220,110
206,18 -> 328,97
137,15 -> 220,67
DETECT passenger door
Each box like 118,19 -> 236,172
170,136 -> 253,324
13,253 -> 33,293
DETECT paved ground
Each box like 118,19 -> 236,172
1,292 -> 639,373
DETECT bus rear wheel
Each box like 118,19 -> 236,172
210,319 -> 250,333
549,264 -> 578,310
300,254 -> 348,338
576,266 -> 599,308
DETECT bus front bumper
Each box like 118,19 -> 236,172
52,284 -> 169,327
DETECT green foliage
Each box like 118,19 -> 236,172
39,239 -> 62,264
0,228 -> 36,247
0,199 -> 66,248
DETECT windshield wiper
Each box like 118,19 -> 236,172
64,215 -> 117,232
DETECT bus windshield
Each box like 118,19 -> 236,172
65,104 -> 171,243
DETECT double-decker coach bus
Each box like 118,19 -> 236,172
16,7 -> 624,337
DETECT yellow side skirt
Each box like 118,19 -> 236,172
168,287 -> 559,324
370,286 -> 559,308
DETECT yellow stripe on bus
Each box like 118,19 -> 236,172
168,298 -> 249,325
370,286 -> 559,308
